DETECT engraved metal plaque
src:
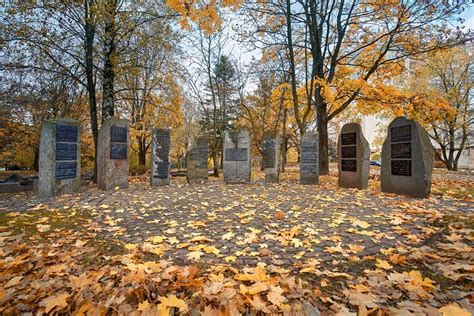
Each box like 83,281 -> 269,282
300,142 -> 318,175
55,161 -> 77,180
301,163 -> 317,173
391,125 -> 411,142
55,124 -> 78,180
263,139 -> 276,169
111,126 -> 127,143
391,142 -> 411,159
56,143 -> 77,161
341,159 -> 357,172
225,148 -> 248,161
342,146 -> 357,159
301,145 -> 317,162
155,131 -> 171,160
56,124 -> 78,143
341,133 -> 357,146
391,160 -> 411,176
110,143 -> 127,159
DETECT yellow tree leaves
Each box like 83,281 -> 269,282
165,0 -> 242,33
40,292 -> 70,313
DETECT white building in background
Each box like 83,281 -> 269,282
457,147 -> 474,169
359,115 -> 474,169
329,114 -> 473,169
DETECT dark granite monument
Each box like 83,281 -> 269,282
151,128 -> 171,186
186,136 -> 208,184
262,132 -> 279,183
97,117 -> 129,190
223,129 -> 251,183
381,117 -> 434,198
38,119 -> 81,198
300,132 -> 319,184
337,123 -> 370,189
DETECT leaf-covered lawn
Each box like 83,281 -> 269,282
0,172 -> 472,315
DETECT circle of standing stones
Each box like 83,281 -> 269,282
38,116 -> 434,199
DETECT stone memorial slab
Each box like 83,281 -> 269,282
337,123 -> 370,189
186,136 -> 208,184
151,128 -> 171,186
300,132 -> 319,184
381,117 -> 434,198
262,132 -> 280,183
223,129 -> 251,183
97,117 -> 129,190
38,119 -> 81,197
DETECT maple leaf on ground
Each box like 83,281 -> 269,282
138,300 -> 153,312
41,292 -> 70,313
267,285 -> 286,307
344,289 -> 379,309
236,264 -> 269,282
375,259 -> 393,270
389,254 -> 407,265
4,276 -> 22,288
147,235 -> 166,243
37,224 -> 50,232
187,251 -> 203,261
69,273 -> 93,290
224,255 -> 236,262
157,295 -> 187,315
347,244 -> 365,253
240,282 -> 268,295
203,281 -> 224,296
352,219 -> 370,228
247,294 -> 271,313
222,231 -> 235,240
275,211 -> 285,220
439,304 -> 471,316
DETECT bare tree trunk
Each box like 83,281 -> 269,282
102,0 -> 117,121
285,0 -> 303,132
138,151 -> 146,166
316,94 -> 330,175
84,0 -> 98,181
33,147 -> 39,171
281,108 -> 288,173
137,136 -> 146,166
212,152 -> 219,177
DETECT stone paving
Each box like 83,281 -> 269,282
1,174 -> 472,269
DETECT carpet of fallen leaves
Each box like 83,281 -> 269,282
0,170 -> 473,315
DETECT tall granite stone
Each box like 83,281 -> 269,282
97,118 -> 129,190
381,117 -> 434,198
338,123 -> 370,189
223,129 -> 251,183
262,132 -> 280,183
300,132 -> 319,184
151,128 -> 171,186
186,136 -> 208,184
38,119 -> 81,198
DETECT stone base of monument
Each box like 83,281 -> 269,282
0,182 -> 34,194
300,174 -> 319,185
97,118 -> 129,191
38,119 -> 81,198
381,117 -> 434,198
338,123 -> 370,189
151,175 -> 170,186
265,173 -> 279,183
